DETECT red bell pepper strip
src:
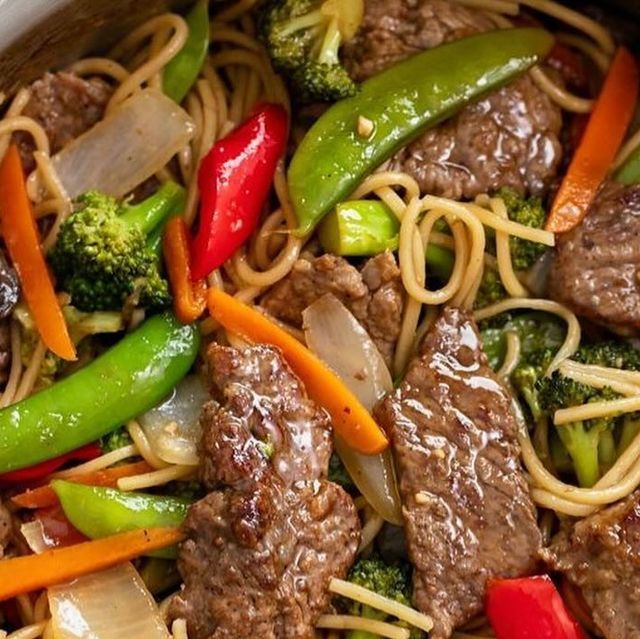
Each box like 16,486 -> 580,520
33,505 -> 88,549
163,216 -> 207,323
546,47 -> 639,234
190,102 -> 289,280
0,443 -> 101,483
486,575 -> 587,639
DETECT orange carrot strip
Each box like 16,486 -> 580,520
163,217 -> 207,324
11,461 -> 153,509
207,288 -> 389,455
0,145 -> 76,360
546,47 -> 639,234
0,527 -> 185,600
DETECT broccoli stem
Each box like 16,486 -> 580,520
120,181 -> 186,236
318,17 -> 341,64
598,428 -> 617,469
317,199 -> 454,282
278,8 -> 325,37
619,416 -> 640,454
556,422 -> 601,488
318,200 -> 400,255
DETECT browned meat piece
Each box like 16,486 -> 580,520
199,345 -> 333,490
374,308 -> 542,638
549,182 -> 640,334
15,72 -> 112,172
172,344 -> 360,639
261,252 -> 404,366
0,250 -> 18,321
0,499 -> 11,559
342,0 -> 563,198
542,491 -> 640,639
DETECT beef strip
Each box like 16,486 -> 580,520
542,491 -> 640,639
549,181 -> 640,334
342,0 -> 563,199
374,308 -> 542,639
15,72 -> 112,172
172,345 -> 360,639
0,499 -> 10,559
260,252 -> 404,367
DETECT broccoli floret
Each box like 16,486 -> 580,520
538,371 -> 619,487
342,557 -> 424,639
496,187 -> 547,271
474,268 -> 508,310
328,452 -> 356,492
572,341 -> 640,371
480,312 -> 565,370
259,0 -> 363,102
49,182 -> 184,312
100,426 -> 133,454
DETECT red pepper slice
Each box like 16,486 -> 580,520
486,575 -> 587,639
0,443 -> 102,483
190,102 -> 289,281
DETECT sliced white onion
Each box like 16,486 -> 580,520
49,89 -> 195,199
20,520 -> 49,554
303,294 -> 403,525
138,375 -> 209,466
48,563 -> 170,639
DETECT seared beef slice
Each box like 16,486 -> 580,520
172,345 -> 360,639
375,308 -> 541,638
549,182 -> 640,333
261,252 -> 404,367
543,492 -> 640,639
342,0 -> 562,199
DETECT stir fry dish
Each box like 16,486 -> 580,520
1,0 -> 639,637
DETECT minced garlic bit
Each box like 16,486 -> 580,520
414,491 -> 432,505
357,115 -> 375,139
431,447 -> 446,459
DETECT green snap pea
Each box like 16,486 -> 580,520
288,28 -> 554,235
163,0 -> 210,104
52,480 -> 191,558
0,313 -> 200,473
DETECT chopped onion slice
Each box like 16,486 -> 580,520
48,563 -> 170,639
50,89 -> 195,199
303,294 -> 402,525
139,375 -> 208,466
20,520 -> 49,554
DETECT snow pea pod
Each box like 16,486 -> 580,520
0,313 -> 200,473
288,28 -> 555,235
52,481 -> 190,558
163,0 -> 210,103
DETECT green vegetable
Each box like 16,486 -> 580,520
259,0 -> 361,103
319,201 -> 400,255
139,558 -> 181,595
0,313 -> 200,474
49,181 -> 186,312
52,481 -> 191,558
289,28 -> 554,235
163,0 -> 210,103
495,187 -> 547,270
480,312 -> 565,371
328,452 -> 356,492
100,426 -> 133,454
614,144 -> 640,185
483,313 -> 640,487
342,557 -> 423,639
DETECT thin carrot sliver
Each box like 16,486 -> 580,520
0,527 -> 185,601
0,145 -> 76,360
11,461 -> 153,509
207,288 -> 388,455
546,47 -> 639,234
